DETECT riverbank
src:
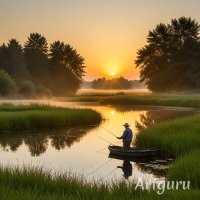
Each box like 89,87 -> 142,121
135,113 -> 200,189
0,104 -> 102,131
99,94 -> 200,108
0,166 -> 199,200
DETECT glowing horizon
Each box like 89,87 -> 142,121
1,0 -> 200,81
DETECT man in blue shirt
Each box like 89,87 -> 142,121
117,123 -> 133,151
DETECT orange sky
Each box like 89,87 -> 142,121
1,0 -> 200,80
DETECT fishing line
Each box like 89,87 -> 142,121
86,158 -> 113,177
102,167 -> 118,179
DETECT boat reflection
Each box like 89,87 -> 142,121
109,153 -> 172,179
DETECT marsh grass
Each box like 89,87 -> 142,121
0,104 -> 102,131
135,114 -> 200,190
168,150 -> 200,189
0,166 -> 199,200
135,114 -> 200,156
0,103 -> 63,111
100,94 -> 200,108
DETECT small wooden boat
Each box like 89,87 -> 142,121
108,145 -> 157,158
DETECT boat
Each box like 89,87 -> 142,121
108,145 -> 157,158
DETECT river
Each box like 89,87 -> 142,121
0,100 -> 198,183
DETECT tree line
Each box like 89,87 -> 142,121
0,33 -> 85,97
135,17 -> 200,92
91,77 -> 133,89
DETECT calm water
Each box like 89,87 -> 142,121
0,100 -> 198,183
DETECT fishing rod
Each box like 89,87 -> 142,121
94,134 -> 114,145
101,126 -> 118,137
96,146 -> 108,153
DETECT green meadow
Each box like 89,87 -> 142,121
0,104 -> 102,131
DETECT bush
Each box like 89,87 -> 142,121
19,81 -> 36,98
0,69 -> 17,96
36,84 -> 52,98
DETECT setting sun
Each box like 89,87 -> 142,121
111,72 -> 116,77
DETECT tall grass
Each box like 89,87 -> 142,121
0,104 -> 102,131
0,103 -> 66,111
0,166 -> 199,200
168,150 -> 200,189
135,114 -> 200,156
100,94 -> 200,108
135,114 -> 200,190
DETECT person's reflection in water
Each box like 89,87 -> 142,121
117,160 -> 132,179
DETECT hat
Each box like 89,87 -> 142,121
123,123 -> 130,127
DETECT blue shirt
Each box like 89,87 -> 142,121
120,128 -> 133,142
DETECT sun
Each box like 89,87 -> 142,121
110,72 -> 116,77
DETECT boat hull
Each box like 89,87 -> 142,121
108,145 -> 157,158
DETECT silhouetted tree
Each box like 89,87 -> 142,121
49,41 -> 85,95
0,33 -> 86,97
135,17 -> 200,92
24,33 -> 50,85
0,39 -> 30,84
92,77 -> 132,89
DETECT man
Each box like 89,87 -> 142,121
117,123 -> 133,151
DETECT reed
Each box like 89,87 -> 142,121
0,166 -> 199,200
135,114 -> 200,190
135,114 -> 200,156
0,104 -> 102,131
168,150 -> 200,189
100,94 -> 200,108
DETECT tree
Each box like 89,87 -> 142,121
49,41 -> 85,95
91,77 -> 132,89
24,33 -> 50,85
0,39 -> 30,84
0,34 -> 85,97
135,17 -> 200,92
0,69 -> 17,96
24,33 -> 48,54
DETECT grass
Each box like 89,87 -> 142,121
135,114 -> 200,156
0,166 -> 199,200
168,150 -> 200,189
99,94 -> 200,108
0,104 -> 102,131
135,113 -> 200,190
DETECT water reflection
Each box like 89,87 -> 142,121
117,160 -> 132,179
0,126 -> 97,156
109,154 -> 173,180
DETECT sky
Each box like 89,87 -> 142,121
1,0 -> 200,81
